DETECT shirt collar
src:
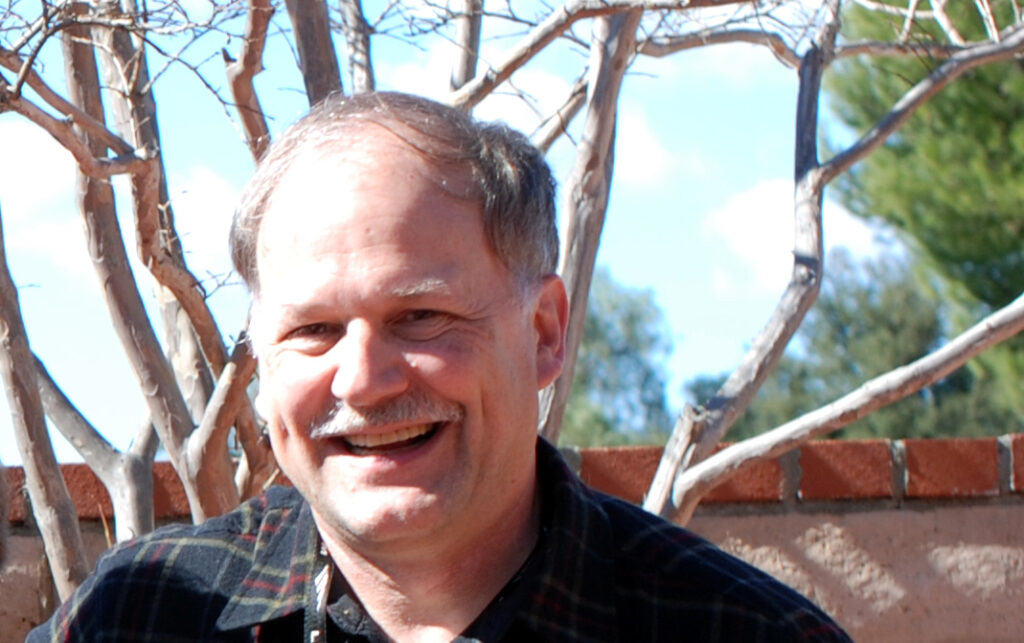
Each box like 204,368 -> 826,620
215,439 -> 620,638
216,492 -> 319,631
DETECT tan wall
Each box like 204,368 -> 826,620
1,523 -> 109,642
3,503 -> 1022,642
691,503 -> 1024,642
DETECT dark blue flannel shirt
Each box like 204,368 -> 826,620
28,440 -> 851,641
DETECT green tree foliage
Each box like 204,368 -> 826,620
559,268 -> 672,447
826,4 -> 1024,311
821,4 -> 1024,434
688,250 -> 1024,440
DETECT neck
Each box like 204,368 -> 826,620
315,483 -> 541,642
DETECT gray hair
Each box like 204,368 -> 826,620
230,92 -> 558,294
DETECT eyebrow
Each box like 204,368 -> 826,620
385,277 -> 454,299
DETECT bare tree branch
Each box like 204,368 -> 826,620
638,29 -> 800,68
539,9 -> 643,443
186,337 -> 265,517
853,0 -> 935,20
646,0 -> 843,522
0,206 -> 89,600
0,47 -> 134,155
224,0 -> 274,161
340,0 -> 375,94
127,414 -> 159,461
284,0 -> 343,105
973,0 -> 1000,41
930,0 -> 967,45
899,0 -> 925,41
33,355 -> 156,541
447,0 -> 750,110
0,85 -> 147,177
821,24 -> 1024,184
671,290 -> 1024,516
89,3 -> 239,520
450,0 -> 482,91
33,357 -> 119,473
184,372 -> 248,523
531,76 -> 587,153
835,40 -> 963,59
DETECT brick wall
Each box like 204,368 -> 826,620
576,435 -> 1024,505
4,437 -> 1024,641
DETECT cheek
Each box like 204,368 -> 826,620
259,354 -> 337,425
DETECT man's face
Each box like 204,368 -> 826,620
250,129 -> 566,551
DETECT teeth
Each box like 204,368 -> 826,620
344,424 -> 432,449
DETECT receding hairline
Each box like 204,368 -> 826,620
233,91 -> 560,296
252,121 -> 482,267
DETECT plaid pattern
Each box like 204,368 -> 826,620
29,440 -> 851,642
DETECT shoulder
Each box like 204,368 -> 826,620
27,485 -> 306,642
94,484 -> 303,579
593,491 -> 851,642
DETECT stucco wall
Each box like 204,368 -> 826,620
692,503 -> 1024,642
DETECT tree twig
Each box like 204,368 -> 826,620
637,29 -> 800,68
340,0 -> 375,94
447,0 -> 751,110
449,0 -> 482,91
224,0 -> 273,160
531,76 -> 587,153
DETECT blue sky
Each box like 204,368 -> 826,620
0,7 -> 888,465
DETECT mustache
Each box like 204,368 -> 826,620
309,390 -> 464,439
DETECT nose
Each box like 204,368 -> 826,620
329,320 -> 409,408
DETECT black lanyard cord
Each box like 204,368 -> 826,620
304,540 -> 332,643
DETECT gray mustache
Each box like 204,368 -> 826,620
309,390 -> 464,439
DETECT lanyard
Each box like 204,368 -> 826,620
304,540 -> 332,643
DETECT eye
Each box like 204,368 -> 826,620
391,309 -> 453,341
282,322 -> 344,352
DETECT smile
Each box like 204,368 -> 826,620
341,422 -> 442,455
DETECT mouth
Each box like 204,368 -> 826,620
338,422 -> 443,456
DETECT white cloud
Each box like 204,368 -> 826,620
615,106 -> 707,189
0,120 -> 76,223
7,219 -> 91,279
701,179 -> 889,297
168,165 -> 242,285
636,40 -> 791,90
386,44 -> 452,100
702,178 -> 793,294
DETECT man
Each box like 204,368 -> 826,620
30,92 -> 850,642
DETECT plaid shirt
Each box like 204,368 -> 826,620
29,440 -> 850,642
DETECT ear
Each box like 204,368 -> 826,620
532,275 -> 569,390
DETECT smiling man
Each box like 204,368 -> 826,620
30,92 -> 850,642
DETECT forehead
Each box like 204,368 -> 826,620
252,129 -> 508,301
261,130 -> 474,239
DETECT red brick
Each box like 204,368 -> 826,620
1011,434 -> 1024,493
905,438 -> 999,498
152,462 -> 190,519
580,444 -> 784,505
5,466 -> 27,522
579,446 -> 661,505
62,463 -> 113,519
800,439 -> 893,501
702,444 -> 784,504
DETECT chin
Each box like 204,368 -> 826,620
316,487 -> 452,545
